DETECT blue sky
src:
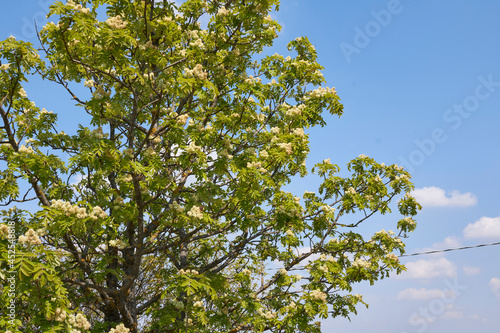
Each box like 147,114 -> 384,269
2,1 -> 500,332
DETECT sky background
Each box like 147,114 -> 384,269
2,1 -> 500,332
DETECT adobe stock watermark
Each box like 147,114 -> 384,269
9,0 -> 52,41
401,277 -> 467,333
339,0 -> 405,64
5,219 -> 17,329
397,74 -> 500,173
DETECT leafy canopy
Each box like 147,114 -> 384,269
0,0 -> 420,332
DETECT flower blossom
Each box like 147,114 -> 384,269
386,253 -> 399,261
109,239 -> 127,249
106,15 -> 128,29
308,86 -> 336,98
186,142 -> 202,154
277,142 -> 292,154
53,308 -> 67,322
184,64 -> 207,80
292,128 -> 305,137
257,308 -> 276,319
352,258 -> 370,269
18,87 -> 27,98
18,145 -> 34,154
68,313 -> 91,330
18,229 -> 42,245
217,6 -> 229,16
345,187 -> 356,195
310,289 -> 327,302
187,206 -> 204,219
108,324 -> 130,333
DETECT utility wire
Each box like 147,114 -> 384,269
264,241 -> 500,270
399,241 -> 500,257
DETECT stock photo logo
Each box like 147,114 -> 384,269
9,0 -> 53,41
339,0 -> 404,64
397,74 -> 500,173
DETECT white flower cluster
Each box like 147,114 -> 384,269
395,174 -> 410,182
318,264 -> 328,273
292,128 -> 305,137
403,216 -> 416,226
270,127 -> 280,134
386,253 -> 398,261
187,206 -> 203,219
190,38 -> 204,49
277,142 -> 292,154
193,300 -> 204,308
246,161 -> 267,173
308,86 -> 337,98
328,238 -> 338,244
323,158 -> 331,165
51,199 -> 107,220
179,268 -> 199,275
53,308 -> 67,322
18,87 -> 27,98
108,239 -> 127,249
186,142 -> 202,154
310,289 -> 327,302
66,0 -> 90,14
286,229 -> 294,236
0,63 -> 10,70
40,108 -> 53,117
257,308 -> 276,319
18,229 -> 42,246
177,113 -> 189,125
217,6 -> 229,16
68,313 -> 91,330
0,224 -> 9,237
345,187 -> 356,195
242,268 -> 252,275
18,145 -> 34,154
354,294 -> 363,302
108,323 -> 130,333
374,229 -> 395,236
106,15 -> 128,29
352,258 -> 370,269
321,205 -> 335,215
285,104 -> 305,116
84,79 -> 95,88
143,72 -> 155,80
374,175 -> 383,183
184,64 -> 207,80
278,268 -> 287,275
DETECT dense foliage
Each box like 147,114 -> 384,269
0,0 -> 420,332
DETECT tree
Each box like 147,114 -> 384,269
0,0 -> 421,332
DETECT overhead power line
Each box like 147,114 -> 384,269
399,241 -> 500,258
264,241 -> 500,270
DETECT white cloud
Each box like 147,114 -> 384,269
398,258 -> 457,279
411,187 -> 477,207
463,215 -> 500,239
489,277 -> 500,298
417,236 -> 461,254
463,266 -> 481,276
396,288 -> 447,300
